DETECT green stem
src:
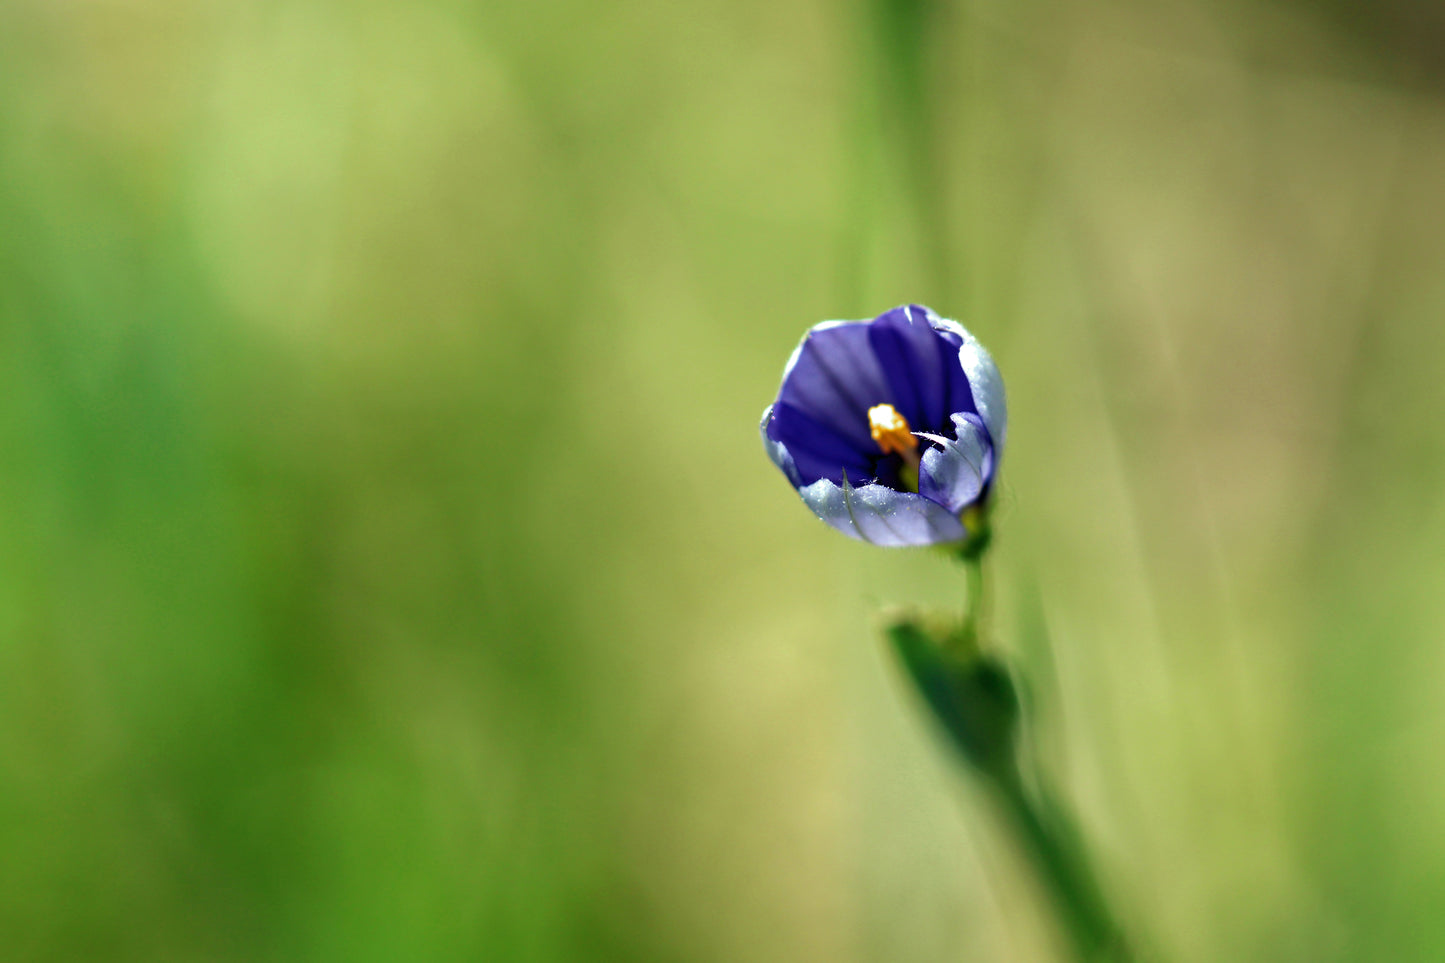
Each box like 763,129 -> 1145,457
991,764 -> 1132,962
886,593 -> 1137,960
954,533 -> 1134,961
960,550 -> 984,647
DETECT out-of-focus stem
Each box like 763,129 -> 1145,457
950,529 -> 1136,962
960,551 -> 984,646
991,763 -> 1133,962
867,0 -> 951,304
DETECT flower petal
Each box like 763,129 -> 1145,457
932,315 -> 1006,448
917,413 -> 994,514
798,478 -> 967,546
759,405 -> 800,487
766,400 -> 877,486
867,305 -> 951,432
775,320 -> 891,452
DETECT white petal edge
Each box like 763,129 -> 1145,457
916,413 -> 993,514
798,478 -> 966,547
759,405 -> 801,487
927,313 -> 1007,450
778,318 -> 857,384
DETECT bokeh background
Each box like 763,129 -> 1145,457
3,0 -> 1445,960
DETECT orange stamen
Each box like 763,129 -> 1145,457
868,404 -> 918,457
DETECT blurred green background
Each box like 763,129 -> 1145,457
3,0 -> 1445,960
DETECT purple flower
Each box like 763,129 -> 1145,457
760,305 -> 1006,546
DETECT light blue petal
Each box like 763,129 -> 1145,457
759,405 -> 801,487
798,478 -> 966,547
916,413 -> 994,515
930,314 -> 1007,449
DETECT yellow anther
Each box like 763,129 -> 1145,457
868,404 -> 918,456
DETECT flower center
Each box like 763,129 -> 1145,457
868,403 -> 921,493
868,404 -> 918,457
